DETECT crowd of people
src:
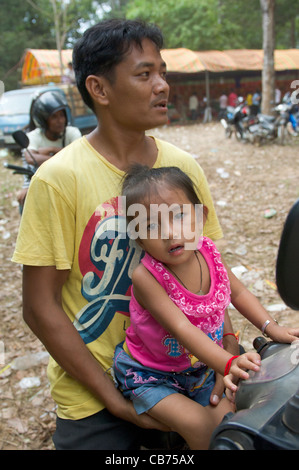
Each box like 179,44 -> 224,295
184,86 -> 287,123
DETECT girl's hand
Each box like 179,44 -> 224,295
209,371 -> 225,406
266,323 -> 299,343
223,352 -> 261,401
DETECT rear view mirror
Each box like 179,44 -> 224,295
12,130 -> 29,149
276,199 -> 299,310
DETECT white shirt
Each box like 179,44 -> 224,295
28,126 -> 81,150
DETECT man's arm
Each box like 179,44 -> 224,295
22,265 -> 168,431
25,147 -> 61,165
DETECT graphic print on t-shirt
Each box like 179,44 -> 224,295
74,197 -> 142,344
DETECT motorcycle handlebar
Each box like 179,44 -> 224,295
3,162 -> 35,178
253,336 -> 268,352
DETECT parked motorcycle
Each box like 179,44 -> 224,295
220,99 -> 258,142
210,199 -> 299,450
255,103 -> 290,145
283,101 -> 299,137
221,99 -> 290,145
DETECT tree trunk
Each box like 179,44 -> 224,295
290,17 -> 296,48
260,0 -> 275,115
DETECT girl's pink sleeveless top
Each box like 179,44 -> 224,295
125,237 -> 231,372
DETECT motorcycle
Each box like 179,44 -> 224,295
281,91 -> 299,137
284,104 -> 299,137
220,99 -> 258,142
210,199 -> 299,450
221,100 -> 290,145
3,130 -> 37,178
255,103 -> 290,145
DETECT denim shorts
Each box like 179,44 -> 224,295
113,342 -> 216,415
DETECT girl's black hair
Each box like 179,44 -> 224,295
72,19 -> 164,111
122,164 -> 202,221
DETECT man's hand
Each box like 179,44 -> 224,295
209,371 -> 224,405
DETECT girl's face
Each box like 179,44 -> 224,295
131,185 -> 205,267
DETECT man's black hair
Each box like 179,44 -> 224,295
72,19 -> 164,110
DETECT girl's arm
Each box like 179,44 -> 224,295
209,310 -> 240,405
132,264 -> 259,379
225,262 -> 299,343
223,309 -> 240,355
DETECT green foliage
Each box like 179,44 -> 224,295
125,0 -> 263,49
0,0 -> 98,91
0,0 -> 297,91
125,0 -> 298,50
0,0 -> 55,90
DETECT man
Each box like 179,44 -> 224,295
228,90 -> 238,108
25,90 -> 81,165
218,93 -> 228,120
252,90 -> 261,115
17,91 -> 81,211
188,92 -> 198,120
12,19 -> 238,450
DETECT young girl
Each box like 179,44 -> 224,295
113,164 -> 299,450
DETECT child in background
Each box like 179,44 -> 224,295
113,164 -> 299,450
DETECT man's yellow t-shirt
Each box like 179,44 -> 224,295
12,136 -> 222,420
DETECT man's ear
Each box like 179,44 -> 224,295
85,75 -> 109,106
136,238 -> 144,249
203,205 -> 209,218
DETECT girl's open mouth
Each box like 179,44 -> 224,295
168,244 -> 184,254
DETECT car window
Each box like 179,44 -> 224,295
0,92 -> 35,116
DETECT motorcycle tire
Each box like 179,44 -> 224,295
277,125 -> 285,145
225,126 -> 232,138
235,130 -> 243,141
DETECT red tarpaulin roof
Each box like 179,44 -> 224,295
162,48 -> 299,73
22,49 -> 73,85
21,48 -> 299,85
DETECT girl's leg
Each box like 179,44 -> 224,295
147,393 -> 233,450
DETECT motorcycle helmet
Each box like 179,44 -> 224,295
30,90 -> 70,131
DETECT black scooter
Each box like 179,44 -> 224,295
221,101 -> 289,145
220,101 -> 259,142
210,199 -> 299,450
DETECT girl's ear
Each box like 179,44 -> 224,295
85,75 -> 109,106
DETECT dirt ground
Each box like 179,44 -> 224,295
0,122 -> 298,450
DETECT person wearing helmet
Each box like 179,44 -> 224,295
17,90 -> 81,210
25,90 -> 81,165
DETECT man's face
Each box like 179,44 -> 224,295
105,39 -> 170,131
47,109 -> 66,138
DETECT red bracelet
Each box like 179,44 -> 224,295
223,332 -> 239,342
224,355 -> 239,376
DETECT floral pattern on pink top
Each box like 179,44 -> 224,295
125,237 -> 231,372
